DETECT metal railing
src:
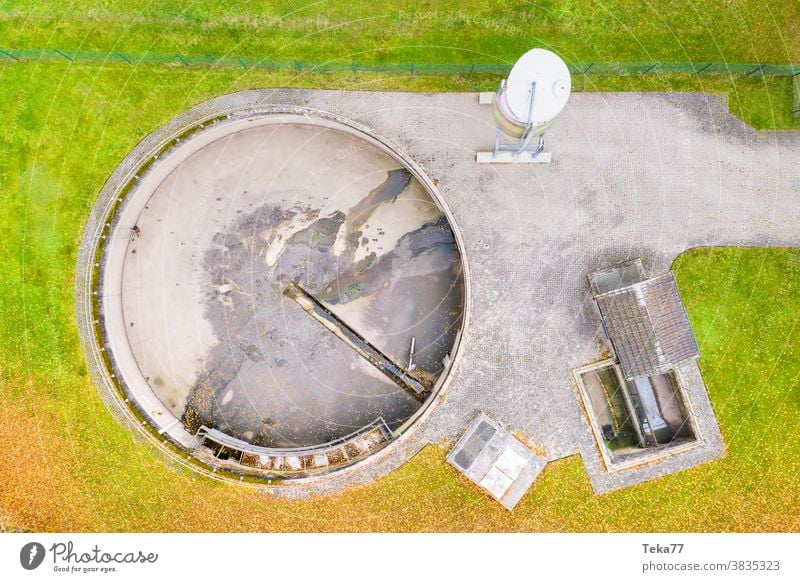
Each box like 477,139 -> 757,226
195,416 -> 393,459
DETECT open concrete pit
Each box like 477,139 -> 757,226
97,110 -> 466,476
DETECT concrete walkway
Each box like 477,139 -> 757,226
78,89 -> 800,498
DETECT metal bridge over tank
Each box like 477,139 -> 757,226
194,418 -> 394,478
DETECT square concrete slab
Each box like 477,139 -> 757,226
447,413 -> 547,510
480,466 -> 515,499
494,448 -> 528,480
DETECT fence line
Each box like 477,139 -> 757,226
1,47 -> 799,78
793,77 -> 800,116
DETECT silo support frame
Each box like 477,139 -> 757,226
477,128 -> 551,164
477,80 -> 553,164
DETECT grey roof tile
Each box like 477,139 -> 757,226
596,273 -> 699,378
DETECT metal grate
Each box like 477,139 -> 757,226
452,421 -> 497,470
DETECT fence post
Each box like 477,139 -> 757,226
643,62 -> 659,74
54,49 -> 74,62
793,76 -> 800,117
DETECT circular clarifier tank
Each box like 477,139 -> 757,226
92,105 -> 467,480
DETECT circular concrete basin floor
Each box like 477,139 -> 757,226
117,117 -> 465,448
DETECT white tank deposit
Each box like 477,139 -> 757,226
492,48 -> 572,138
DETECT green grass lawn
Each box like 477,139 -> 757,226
1,61 -> 799,531
2,1 -> 799,63
0,4 -> 799,532
1,1 -> 799,128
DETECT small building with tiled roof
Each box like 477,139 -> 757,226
589,259 -> 699,380
575,259 -> 710,470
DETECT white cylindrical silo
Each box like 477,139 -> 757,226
492,48 -> 572,139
